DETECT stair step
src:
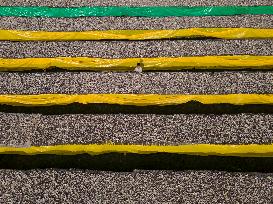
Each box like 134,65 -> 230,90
1,40 -> 273,58
1,113 -> 272,148
0,169 -> 272,203
1,16 -> 273,31
0,72 -> 272,94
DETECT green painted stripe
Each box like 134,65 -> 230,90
0,6 -> 273,17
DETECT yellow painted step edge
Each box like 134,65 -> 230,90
0,144 -> 273,157
1,28 -> 273,41
1,55 -> 273,71
0,94 -> 272,106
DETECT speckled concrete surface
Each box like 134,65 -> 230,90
1,40 -> 273,58
1,113 -> 272,147
1,15 -> 273,31
0,2 -> 272,203
0,0 -> 272,6
0,169 -> 272,204
0,113 -> 37,147
34,113 -> 273,146
0,72 -> 272,95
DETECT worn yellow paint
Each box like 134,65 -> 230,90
0,144 -> 272,157
1,28 -> 273,41
0,94 -> 272,106
1,55 -> 273,71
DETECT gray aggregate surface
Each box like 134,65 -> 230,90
1,16 -> 273,31
0,72 -> 272,95
1,3 -> 272,204
0,169 -> 272,204
1,40 -> 273,58
0,0 -> 272,6
34,113 -> 273,146
1,113 -> 273,147
0,113 -> 37,147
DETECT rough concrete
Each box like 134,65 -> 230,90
0,169 -> 272,204
0,113 -> 273,147
0,72 -> 272,94
1,40 -> 273,58
1,15 -> 273,31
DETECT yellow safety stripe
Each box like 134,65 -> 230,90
1,28 -> 273,41
0,144 -> 272,157
1,55 -> 273,71
0,94 -> 272,106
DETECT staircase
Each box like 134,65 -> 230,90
0,1 -> 272,203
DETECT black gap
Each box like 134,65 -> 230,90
0,153 -> 272,172
0,102 -> 272,115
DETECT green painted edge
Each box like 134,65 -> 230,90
0,6 -> 273,17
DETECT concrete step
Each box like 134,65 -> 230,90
0,71 -> 271,151
1,15 -> 273,31
0,72 -> 271,95
0,169 -> 272,203
1,40 -> 272,58
1,112 -> 272,148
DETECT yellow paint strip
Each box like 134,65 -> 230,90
1,55 -> 273,71
1,28 -> 273,41
0,144 -> 272,157
0,94 -> 272,106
